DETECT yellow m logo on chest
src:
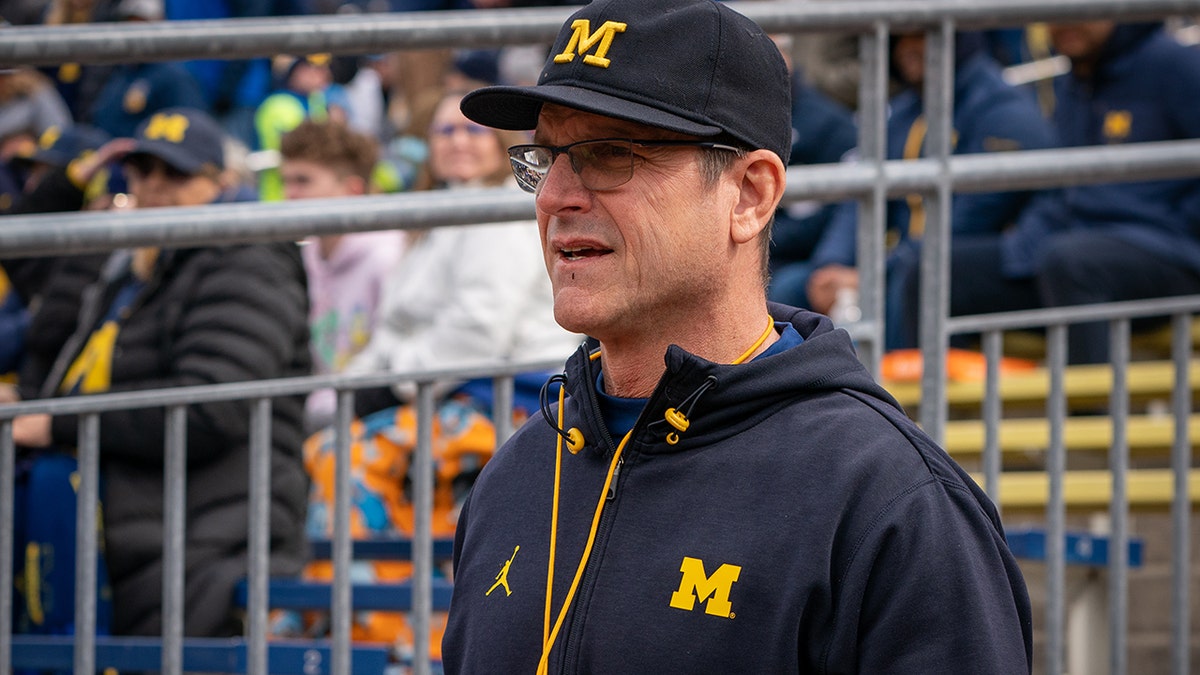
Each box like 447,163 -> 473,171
554,19 -> 627,68
669,556 -> 741,618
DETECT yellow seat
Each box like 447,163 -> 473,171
972,468 -> 1200,510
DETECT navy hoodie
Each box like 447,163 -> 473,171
443,304 -> 1032,674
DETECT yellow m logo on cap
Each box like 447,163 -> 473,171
669,556 -> 741,618
554,19 -> 627,68
144,113 -> 190,143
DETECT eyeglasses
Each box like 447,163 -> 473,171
507,138 -> 742,194
430,122 -> 493,138
123,154 -> 190,181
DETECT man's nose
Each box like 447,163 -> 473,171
535,153 -> 589,212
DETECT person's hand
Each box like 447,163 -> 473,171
806,264 -> 859,315
0,384 -> 19,404
67,138 -> 138,189
11,414 -> 51,448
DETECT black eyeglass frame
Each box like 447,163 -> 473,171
507,137 -> 744,194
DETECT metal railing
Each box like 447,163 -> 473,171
0,358 -> 564,675
3,1 -> 1200,674
950,295 -> 1200,675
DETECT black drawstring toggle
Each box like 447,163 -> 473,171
653,375 -> 718,445
539,373 -> 585,453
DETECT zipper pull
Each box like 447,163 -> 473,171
606,458 -> 624,501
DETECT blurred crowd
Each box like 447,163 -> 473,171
1,0 -> 1199,665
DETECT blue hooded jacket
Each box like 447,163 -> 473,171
444,305 -> 1032,674
1002,24 -> 1200,278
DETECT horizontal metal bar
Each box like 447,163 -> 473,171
947,295 -> 1200,335
4,140 -> 1200,259
780,139 -> 1200,205
0,187 -> 537,258
0,355 -> 567,419
3,0 -> 1199,67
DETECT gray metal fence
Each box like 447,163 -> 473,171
2,1 -> 1200,674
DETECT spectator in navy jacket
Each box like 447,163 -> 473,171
957,22 -> 1200,363
803,31 -> 1056,349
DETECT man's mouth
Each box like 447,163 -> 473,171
560,246 -> 611,261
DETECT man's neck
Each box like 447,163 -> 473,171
596,307 -> 778,398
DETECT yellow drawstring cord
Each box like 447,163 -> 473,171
664,316 -> 774,444
537,316 -> 774,672
733,315 -> 776,365
537,429 -> 631,675
543,383 -> 568,649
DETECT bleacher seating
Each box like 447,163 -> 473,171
881,356 -> 1197,512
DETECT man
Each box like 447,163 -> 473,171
804,30 -> 1056,350
989,21 -> 1200,363
441,0 -> 1033,673
6,107 -> 310,637
278,119 -> 404,431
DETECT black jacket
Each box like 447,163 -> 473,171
21,241 -> 312,637
444,304 -> 1032,674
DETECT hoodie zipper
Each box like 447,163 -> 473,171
606,458 -> 623,501
552,350 -> 641,672
555,363 -> 684,672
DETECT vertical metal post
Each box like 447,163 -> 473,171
1045,325 -> 1068,675
332,390 -> 356,675
247,398 -> 273,675
1170,313 -> 1192,675
917,19 -> 954,444
855,21 -> 889,377
1108,320 -> 1130,675
492,375 -> 516,445
982,329 -> 1002,507
0,420 -> 14,675
162,406 -> 188,675
412,384 -> 435,675
74,414 -> 100,675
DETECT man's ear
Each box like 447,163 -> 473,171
730,149 -> 786,245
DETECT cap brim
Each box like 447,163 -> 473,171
125,140 -> 203,175
461,84 -> 723,139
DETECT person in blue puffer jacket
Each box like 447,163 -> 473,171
960,22 -> 1200,364
803,31 -> 1057,349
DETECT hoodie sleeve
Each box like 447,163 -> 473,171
821,476 -> 1033,674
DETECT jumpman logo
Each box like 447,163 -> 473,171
486,545 -> 520,597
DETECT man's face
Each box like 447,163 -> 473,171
122,155 -> 218,208
1049,21 -> 1117,63
531,104 -> 738,342
891,33 -> 926,87
280,159 -> 360,201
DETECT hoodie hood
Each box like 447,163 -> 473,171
558,304 -> 902,458
1087,22 -> 1163,82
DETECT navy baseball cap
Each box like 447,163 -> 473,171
12,124 -> 111,169
460,0 -> 792,164
126,107 -> 226,176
